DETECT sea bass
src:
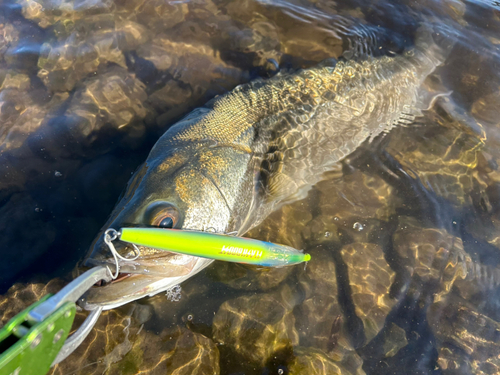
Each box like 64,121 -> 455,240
83,28 -> 452,309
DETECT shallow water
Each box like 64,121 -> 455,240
1,0 -> 500,373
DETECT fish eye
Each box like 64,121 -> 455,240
159,216 -> 174,228
144,202 -> 181,229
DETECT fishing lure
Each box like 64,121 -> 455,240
116,227 -> 311,267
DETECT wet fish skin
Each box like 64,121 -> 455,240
84,28 -> 451,308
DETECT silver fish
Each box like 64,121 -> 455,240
83,27 -> 452,309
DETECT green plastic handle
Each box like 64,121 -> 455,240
0,295 -> 75,375
119,228 -> 311,267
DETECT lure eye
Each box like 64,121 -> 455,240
144,202 -> 181,229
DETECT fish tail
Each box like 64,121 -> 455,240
408,23 -> 457,112
414,23 -> 456,67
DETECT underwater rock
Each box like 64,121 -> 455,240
139,33 -> 248,128
408,0 -> 466,23
0,70 -> 30,90
296,246 -> 337,302
14,66 -> 150,159
280,26 -> 343,64
312,169 -> 399,245
288,347 -> 364,375
436,345 -> 474,375
218,21 -> 282,67
118,326 -> 220,375
47,297 -> 218,375
392,216 -> 470,301
340,242 -> 396,343
147,80 -> 194,125
115,0 -> 188,32
465,212 -> 500,253
379,323 -> 408,358
221,0 -> 343,64
295,248 -> 344,353
472,356 -> 500,375
0,72 -> 69,150
1,18 -> 44,70
394,217 -> 500,303
294,245 -> 362,371
212,284 -> 299,365
471,90 -> 500,127
386,108 -> 484,207
52,306 -> 141,375
137,34 -> 246,91
64,66 -> 148,136
208,262 -> 293,291
0,279 -> 65,324
0,23 -> 20,63
18,0 -> 115,28
301,214 -> 341,247
38,16 -> 149,91
428,291 -> 500,375
140,276 -> 212,326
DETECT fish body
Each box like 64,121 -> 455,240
83,28 -> 451,309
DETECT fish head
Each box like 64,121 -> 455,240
82,141 -> 235,309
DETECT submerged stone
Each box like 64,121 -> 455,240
0,71 -> 68,150
212,285 -> 299,365
208,262 -> 293,291
340,242 -> 396,343
392,216 -> 470,302
296,248 -> 344,352
380,323 -> 408,358
288,347 -> 364,375
65,66 -> 148,135
428,291 -> 500,375
116,0 -> 188,32
137,34 -> 246,91
315,169 -> 398,223
0,281 -> 219,375
52,310 -> 218,375
121,326 -> 220,375
0,23 -> 20,63
18,0 -> 115,28
436,345 -> 473,375
38,17 -> 149,92
307,169 -> 398,247
386,107 -> 484,207
0,279 -> 66,324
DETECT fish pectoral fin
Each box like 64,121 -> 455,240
266,172 -> 300,202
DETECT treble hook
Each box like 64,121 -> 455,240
103,228 -> 141,279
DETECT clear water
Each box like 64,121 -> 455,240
1,0 -> 500,374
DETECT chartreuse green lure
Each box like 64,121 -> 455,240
118,228 -> 311,267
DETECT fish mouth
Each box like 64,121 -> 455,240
82,246 -> 213,310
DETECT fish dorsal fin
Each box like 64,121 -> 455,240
265,169 -> 300,202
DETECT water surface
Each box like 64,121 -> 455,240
1,0 -> 500,373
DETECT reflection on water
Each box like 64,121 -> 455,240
1,0 -> 500,373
